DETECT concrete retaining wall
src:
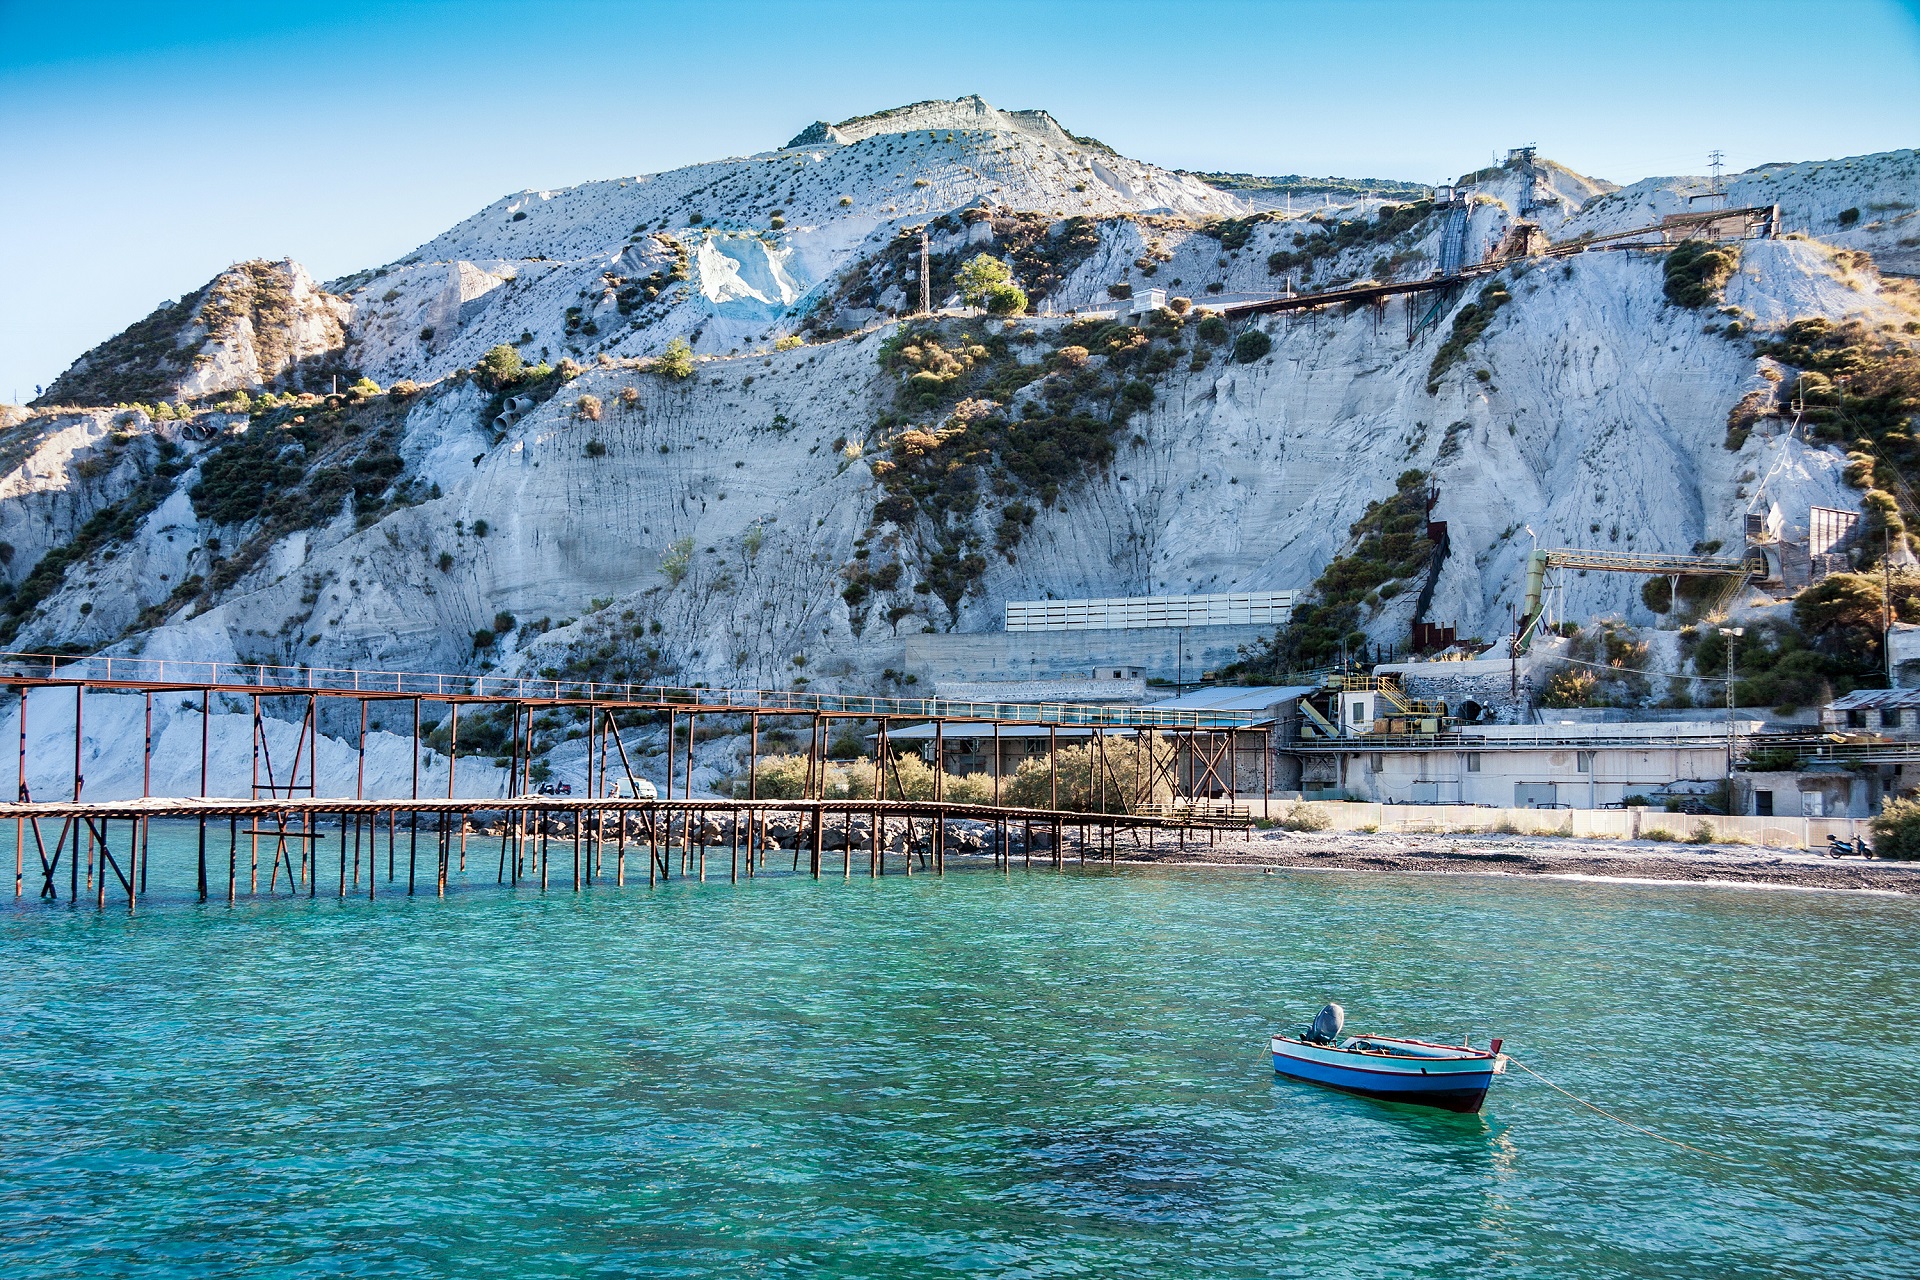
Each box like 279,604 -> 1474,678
906,624 -> 1275,685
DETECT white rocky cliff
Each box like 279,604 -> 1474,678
4,98 -> 1916,792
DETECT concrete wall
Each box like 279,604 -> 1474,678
1731,770 -> 1877,818
905,624 -> 1275,685
1310,742 -> 1733,808
1255,799 -> 1871,849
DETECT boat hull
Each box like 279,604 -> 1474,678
1271,1037 -> 1502,1113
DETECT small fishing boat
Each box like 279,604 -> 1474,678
1271,1003 -> 1507,1113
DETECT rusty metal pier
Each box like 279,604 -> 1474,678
0,652 -> 1264,912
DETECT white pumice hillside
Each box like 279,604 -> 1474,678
7,98 -> 1920,793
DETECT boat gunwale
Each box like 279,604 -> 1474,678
1270,1033 -> 1503,1065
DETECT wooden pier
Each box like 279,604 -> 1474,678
0,652 -> 1261,912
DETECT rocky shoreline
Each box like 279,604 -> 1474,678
1105,828 -> 1920,894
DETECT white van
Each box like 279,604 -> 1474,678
610,777 -> 659,800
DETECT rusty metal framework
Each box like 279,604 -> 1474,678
1,654 -> 1269,912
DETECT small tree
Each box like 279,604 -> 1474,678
983,282 -> 1027,315
656,337 -> 695,381
476,344 -> 523,388
957,254 -> 1015,309
661,536 -> 693,584
1233,329 -> 1273,363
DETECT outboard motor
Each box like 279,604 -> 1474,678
1307,1002 -> 1345,1045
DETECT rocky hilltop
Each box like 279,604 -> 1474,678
6,97 -> 1920,791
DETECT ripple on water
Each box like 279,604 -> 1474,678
0,825 -> 1916,1279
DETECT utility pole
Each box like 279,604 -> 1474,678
1720,626 -> 1744,791
1886,529 -> 1895,686
1708,150 -> 1725,196
919,229 -> 930,316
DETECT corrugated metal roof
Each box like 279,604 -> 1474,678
1828,688 -> 1920,709
1143,685 -> 1314,712
872,724 -> 1133,741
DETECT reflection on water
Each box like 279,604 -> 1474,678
0,824 -> 1915,1279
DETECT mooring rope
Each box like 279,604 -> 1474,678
1506,1056 -> 1731,1162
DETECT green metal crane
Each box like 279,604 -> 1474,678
1517,546 -> 1759,651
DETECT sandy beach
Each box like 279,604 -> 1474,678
1102,827 -> 1920,894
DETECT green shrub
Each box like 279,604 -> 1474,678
1232,329 -> 1273,363
1427,282 -> 1511,390
661,536 -> 693,585
476,344 -> 524,389
1742,746 -> 1802,772
1224,469 -> 1435,676
1869,796 -> 1920,859
472,628 -> 495,649
584,439 -> 607,458
1002,739 -> 1173,812
1107,282 -> 1133,300
1275,801 -> 1331,831
982,282 -> 1028,315
655,337 -> 695,380
1838,207 -> 1861,227
1664,241 -> 1739,309
957,254 -> 1015,309
1196,315 -> 1228,344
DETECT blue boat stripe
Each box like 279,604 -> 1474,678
1273,1054 -> 1495,1093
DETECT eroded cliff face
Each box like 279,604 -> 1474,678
38,261 -> 351,408
10,101 -> 1917,711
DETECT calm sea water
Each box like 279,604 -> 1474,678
1,822 -> 1915,1278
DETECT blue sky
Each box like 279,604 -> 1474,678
2,0 -> 1916,402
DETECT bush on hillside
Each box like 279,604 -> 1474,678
1427,282 -> 1511,390
982,282 -> 1027,315
476,344 -> 524,390
1233,329 -> 1273,363
957,254 -> 1016,310
655,338 -> 695,380
1664,241 -> 1739,309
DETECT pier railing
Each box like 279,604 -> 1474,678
0,651 -> 1263,729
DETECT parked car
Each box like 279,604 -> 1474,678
609,777 -> 659,800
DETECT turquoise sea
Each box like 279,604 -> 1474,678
1,822 -> 1915,1278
